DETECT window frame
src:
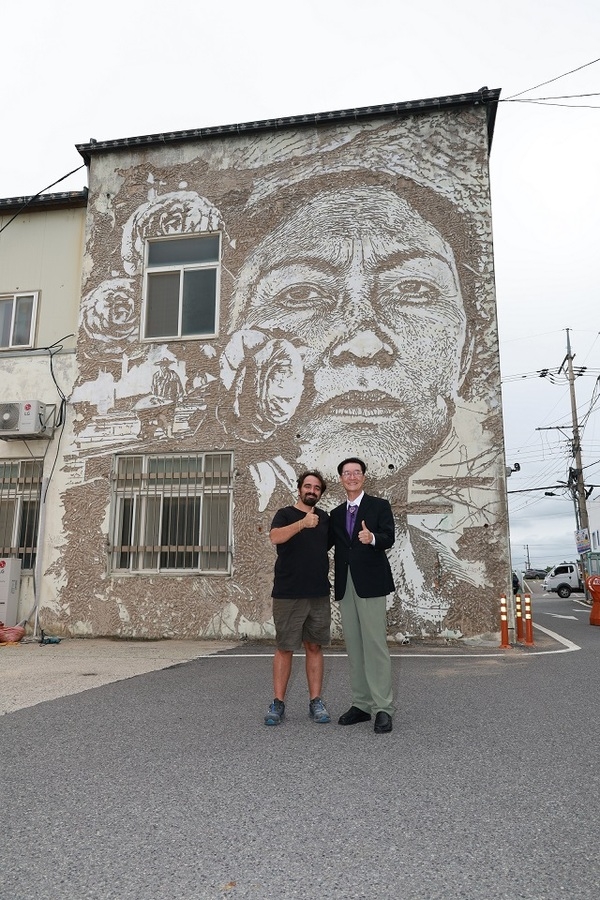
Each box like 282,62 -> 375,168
109,451 -> 233,575
0,291 -> 39,350
0,459 -> 43,571
141,234 -> 221,342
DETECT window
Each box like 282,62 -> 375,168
143,234 -> 220,340
110,452 -> 233,573
0,459 -> 43,570
0,292 -> 38,349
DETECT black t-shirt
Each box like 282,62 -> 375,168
270,506 -> 330,599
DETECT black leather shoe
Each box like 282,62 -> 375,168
338,705 -> 372,726
374,712 -> 393,734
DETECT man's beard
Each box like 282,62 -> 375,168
303,494 -> 318,507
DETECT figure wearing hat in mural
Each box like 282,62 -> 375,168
135,357 -> 185,440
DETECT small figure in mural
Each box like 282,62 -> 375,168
329,458 -> 395,734
264,470 -> 332,727
134,357 -> 185,440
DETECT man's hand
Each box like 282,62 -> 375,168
358,520 -> 373,544
303,511 -> 319,529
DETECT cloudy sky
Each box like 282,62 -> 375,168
3,0 -> 599,569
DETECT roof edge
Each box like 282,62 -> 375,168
0,189 -> 88,212
76,87 -> 502,163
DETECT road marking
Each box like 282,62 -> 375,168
203,621 -> 583,660
545,614 -> 578,620
532,622 -> 580,651
208,629 -> 582,659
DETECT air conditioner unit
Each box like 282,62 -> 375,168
0,401 -> 49,439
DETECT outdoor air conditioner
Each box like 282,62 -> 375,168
0,401 -> 49,439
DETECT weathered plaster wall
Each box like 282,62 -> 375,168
44,107 -> 510,640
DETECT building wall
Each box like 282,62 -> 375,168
0,204 -> 85,620
0,205 -> 84,350
37,106 -> 510,640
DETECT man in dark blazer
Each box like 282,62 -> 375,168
329,457 -> 395,733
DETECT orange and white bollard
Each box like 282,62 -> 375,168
515,594 -> 524,643
499,595 -> 511,649
522,593 -> 534,646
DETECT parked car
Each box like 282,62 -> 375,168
543,563 -> 584,598
524,568 -> 547,580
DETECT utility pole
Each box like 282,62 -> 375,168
560,328 -> 590,537
537,329 -> 591,572
524,544 -> 531,569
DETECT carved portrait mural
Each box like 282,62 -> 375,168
57,107 -> 508,640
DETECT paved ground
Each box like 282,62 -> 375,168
0,626 -> 562,717
1,594 -> 599,899
0,637 -> 237,715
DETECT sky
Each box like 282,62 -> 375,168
2,0 -> 600,570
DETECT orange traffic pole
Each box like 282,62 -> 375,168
499,595 -> 511,649
586,576 -> 600,626
523,593 -> 534,646
514,594 -> 524,643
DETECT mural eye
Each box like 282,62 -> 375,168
385,279 -> 442,305
275,283 -> 331,309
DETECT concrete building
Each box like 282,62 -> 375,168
0,191 -> 86,626
0,88 -> 511,641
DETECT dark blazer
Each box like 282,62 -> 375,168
329,493 -> 395,601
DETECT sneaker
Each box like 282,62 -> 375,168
309,697 -> 331,724
264,698 -> 285,726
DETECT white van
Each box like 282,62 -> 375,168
542,563 -> 584,598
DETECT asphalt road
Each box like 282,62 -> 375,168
1,593 -> 599,900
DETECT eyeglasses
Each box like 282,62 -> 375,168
341,470 -> 364,478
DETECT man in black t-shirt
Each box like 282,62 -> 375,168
264,471 -> 331,726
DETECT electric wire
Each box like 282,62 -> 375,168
503,56 -> 600,101
0,164 -> 86,235
507,101 -> 600,110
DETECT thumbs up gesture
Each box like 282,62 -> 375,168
358,520 -> 372,544
303,511 -> 319,529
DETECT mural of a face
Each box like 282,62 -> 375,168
231,185 -> 469,477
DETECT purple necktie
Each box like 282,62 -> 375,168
346,504 -> 357,537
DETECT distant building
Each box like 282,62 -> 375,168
0,88 -> 511,640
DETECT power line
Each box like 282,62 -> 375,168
515,93 -> 600,101
0,164 -> 86,236
507,484 -> 565,494
502,368 -> 599,384
503,56 -> 600,101
506,100 -> 600,110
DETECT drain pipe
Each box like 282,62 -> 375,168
32,476 -> 50,639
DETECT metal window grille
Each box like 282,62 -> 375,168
110,452 -> 233,574
0,459 -> 43,569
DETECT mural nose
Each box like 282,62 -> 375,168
332,330 -> 394,362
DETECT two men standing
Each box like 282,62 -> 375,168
266,458 -> 395,734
